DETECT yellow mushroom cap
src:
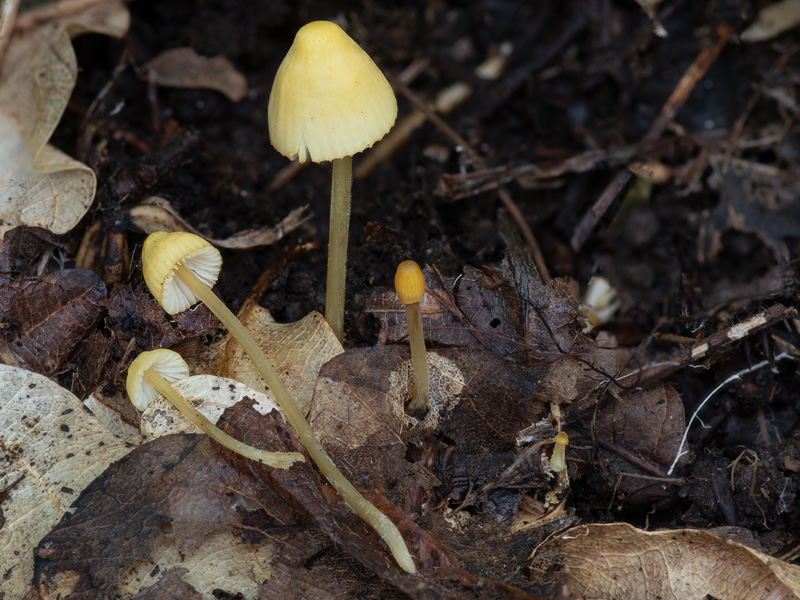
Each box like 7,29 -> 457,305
268,21 -> 397,163
126,349 -> 190,411
142,231 -> 222,315
555,431 -> 569,446
395,260 -> 425,305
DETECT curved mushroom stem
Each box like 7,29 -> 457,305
174,263 -> 416,574
143,368 -> 304,469
404,301 -> 429,413
325,155 -> 352,342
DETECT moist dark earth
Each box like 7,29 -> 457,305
23,0 -> 800,593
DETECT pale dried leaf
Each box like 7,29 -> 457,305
0,115 -> 95,239
550,522 -> 800,600
129,196 -> 312,249
741,0 -> 800,42
83,395 -> 143,445
140,374 -> 282,439
0,1 -> 129,242
0,364 -> 130,599
213,310 -> 343,415
144,47 -> 248,102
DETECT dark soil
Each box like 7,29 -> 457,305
42,0 -> 800,587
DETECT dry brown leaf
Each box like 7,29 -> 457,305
213,309 -> 343,415
34,434 -> 285,600
0,269 -> 106,376
222,400 -> 547,599
0,226 -> 73,273
0,364 -> 130,600
701,158 -> 800,263
129,196 -> 311,250
143,47 -> 248,101
308,345 -> 549,520
545,522 -> 800,600
0,1 -> 129,243
741,0 -> 800,42
35,412 -> 544,600
588,380 -> 687,500
368,263 -> 585,360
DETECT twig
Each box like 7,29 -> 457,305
570,23 -> 734,251
438,137 -> 689,200
566,304 -> 798,422
667,352 -> 797,475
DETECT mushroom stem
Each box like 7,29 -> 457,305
142,368 -> 303,469
550,432 -> 569,473
325,155 -> 352,342
173,262 -> 416,574
404,302 -> 429,413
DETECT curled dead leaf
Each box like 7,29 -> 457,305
144,47 -> 248,102
0,1 -> 129,243
542,522 -> 800,600
129,196 -> 312,250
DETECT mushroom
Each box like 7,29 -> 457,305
268,20 -> 397,342
579,275 -> 619,333
126,348 -> 304,469
395,260 -> 429,413
550,431 -> 569,473
141,231 -> 415,574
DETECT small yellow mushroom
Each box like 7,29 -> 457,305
550,431 -> 569,473
268,21 -> 398,342
394,260 -> 429,413
126,349 -> 303,469
141,231 -> 415,574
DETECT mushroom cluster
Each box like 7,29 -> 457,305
130,230 -> 415,574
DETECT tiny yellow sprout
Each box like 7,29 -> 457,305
395,260 -> 428,413
127,349 -> 303,469
550,431 -> 569,473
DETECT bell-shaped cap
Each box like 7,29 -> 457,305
126,349 -> 190,411
395,260 -> 425,305
142,231 -> 222,315
268,21 -> 397,163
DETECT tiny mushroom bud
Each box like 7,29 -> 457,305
550,431 -> 569,473
269,20 -> 397,342
127,349 -> 303,469
395,260 -> 429,413
579,276 -> 619,333
141,231 -> 415,574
